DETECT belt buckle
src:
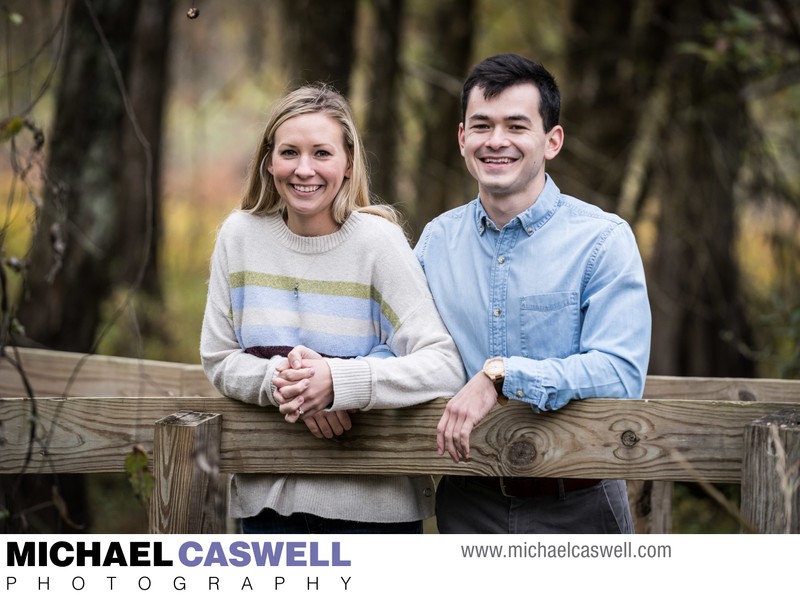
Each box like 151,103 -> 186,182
499,477 -> 511,497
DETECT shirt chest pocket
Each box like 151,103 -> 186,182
519,291 -> 580,360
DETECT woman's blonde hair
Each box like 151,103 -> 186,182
241,83 -> 399,225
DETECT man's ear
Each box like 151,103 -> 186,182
458,122 -> 466,157
544,125 -> 564,160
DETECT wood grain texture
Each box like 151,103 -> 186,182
150,412 -> 225,534
2,395 -> 798,483
741,411 -> 800,533
4,348 -> 800,401
629,480 -> 673,533
643,376 -> 800,402
0,348 -> 191,398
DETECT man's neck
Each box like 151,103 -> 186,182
480,178 -> 546,229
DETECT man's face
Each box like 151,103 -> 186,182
459,83 -> 563,204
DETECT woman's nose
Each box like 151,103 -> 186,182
294,156 -> 315,177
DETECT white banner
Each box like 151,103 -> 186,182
0,534 -> 795,594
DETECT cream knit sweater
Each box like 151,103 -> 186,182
201,210 -> 465,522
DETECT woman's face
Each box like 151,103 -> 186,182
268,112 -> 351,236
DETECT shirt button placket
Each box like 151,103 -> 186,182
489,229 -> 511,355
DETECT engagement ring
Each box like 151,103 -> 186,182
298,407 -> 304,416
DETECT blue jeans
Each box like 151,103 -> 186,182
241,508 -> 423,534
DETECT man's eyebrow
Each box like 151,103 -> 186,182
504,114 -> 533,124
467,113 -> 533,124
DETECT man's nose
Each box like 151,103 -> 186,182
485,127 -> 509,149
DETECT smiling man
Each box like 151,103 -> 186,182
415,54 -> 652,533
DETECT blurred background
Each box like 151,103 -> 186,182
1,0 -> 798,533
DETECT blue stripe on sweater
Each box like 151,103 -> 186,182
231,286 -> 387,323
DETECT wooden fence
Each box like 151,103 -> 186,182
1,347 -> 798,534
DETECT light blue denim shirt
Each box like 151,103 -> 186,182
415,175 -> 652,411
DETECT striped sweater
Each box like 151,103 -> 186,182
200,210 -> 466,522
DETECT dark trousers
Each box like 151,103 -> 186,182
436,476 -> 633,534
241,508 -> 423,534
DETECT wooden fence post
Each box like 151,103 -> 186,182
741,410 -> 800,534
629,480 -> 673,533
150,411 -> 226,534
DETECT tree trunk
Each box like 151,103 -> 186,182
5,0 -> 178,534
647,0 -> 756,378
410,0 -> 476,238
363,0 -> 405,207
563,0 -> 756,378
117,0 -> 175,296
557,0 -> 673,214
276,0 -> 357,96
19,0 -> 142,353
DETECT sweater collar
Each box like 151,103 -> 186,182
265,211 -> 362,254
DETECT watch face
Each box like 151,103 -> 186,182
485,360 -> 503,377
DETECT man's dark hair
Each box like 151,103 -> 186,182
461,53 -> 560,132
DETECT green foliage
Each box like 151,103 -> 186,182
86,474 -> 148,532
672,483 -> 742,533
680,5 -> 799,77
94,196 -> 229,364
0,117 -> 25,141
125,445 -> 154,512
5,10 -> 24,26
751,296 -> 800,379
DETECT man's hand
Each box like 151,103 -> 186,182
437,371 -> 499,462
273,345 -> 334,422
302,410 -> 354,439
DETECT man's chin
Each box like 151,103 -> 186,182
480,184 -> 514,198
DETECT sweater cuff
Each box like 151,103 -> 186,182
327,358 -> 373,410
265,356 -> 288,407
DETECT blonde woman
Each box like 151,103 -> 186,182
200,84 -> 465,533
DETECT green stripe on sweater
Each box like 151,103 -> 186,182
229,270 -> 401,330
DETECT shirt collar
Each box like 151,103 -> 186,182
474,174 -> 561,236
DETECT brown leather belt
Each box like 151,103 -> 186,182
467,476 -> 602,498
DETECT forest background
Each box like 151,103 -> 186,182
1,0 -> 798,533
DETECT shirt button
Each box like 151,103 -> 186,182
527,226 -> 533,233
493,308 -> 501,317
497,256 -> 505,264
423,487 -> 433,497
479,225 -> 485,233
516,390 -> 524,398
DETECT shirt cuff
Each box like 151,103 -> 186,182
327,358 -> 373,410
503,356 -> 548,410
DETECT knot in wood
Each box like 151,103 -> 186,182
507,439 -> 537,466
621,430 -> 639,447
738,390 -> 756,402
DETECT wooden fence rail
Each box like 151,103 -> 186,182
1,348 -> 799,533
